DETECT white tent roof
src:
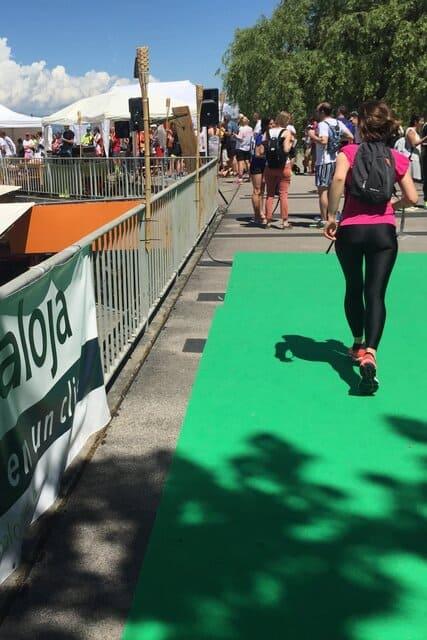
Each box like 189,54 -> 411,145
0,185 -> 21,197
42,81 -> 197,125
0,202 -> 34,237
0,104 -> 42,129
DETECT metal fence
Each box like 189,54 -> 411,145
0,155 -> 211,200
0,158 -> 218,383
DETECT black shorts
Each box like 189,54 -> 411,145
249,160 -> 266,175
237,150 -> 251,162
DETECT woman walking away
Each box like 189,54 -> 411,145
263,111 -> 294,229
324,100 -> 418,394
249,117 -> 270,224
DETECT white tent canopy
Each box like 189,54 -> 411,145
42,81 -> 197,126
0,104 -> 42,139
0,104 -> 42,129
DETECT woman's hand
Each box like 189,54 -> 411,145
324,220 -> 338,241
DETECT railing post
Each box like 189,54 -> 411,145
195,84 -> 203,230
137,46 -> 152,249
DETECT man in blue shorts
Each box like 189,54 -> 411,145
309,102 -> 353,226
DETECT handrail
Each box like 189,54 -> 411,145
0,157 -> 217,299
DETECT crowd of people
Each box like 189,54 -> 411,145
47,121 -> 185,162
212,100 -> 424,394
0,121 -> 184,163
213,104 -> 427,228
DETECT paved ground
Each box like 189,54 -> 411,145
0,174 -> 425,640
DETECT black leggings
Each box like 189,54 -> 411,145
335,224 -> 397,349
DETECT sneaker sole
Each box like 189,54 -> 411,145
359,362 -> 379,395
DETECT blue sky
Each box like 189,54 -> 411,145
0,0 -> 278,114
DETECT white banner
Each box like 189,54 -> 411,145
0,247 -> 110,584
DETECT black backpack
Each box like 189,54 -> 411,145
326,121 -> 342,155
266,129 -> 288,168
349,141 -> 395,205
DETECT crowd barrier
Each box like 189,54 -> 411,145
0,158 -> 218,585
0,155 -> 210,200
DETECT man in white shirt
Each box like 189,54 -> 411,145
309,102 -> 353,225
0,131 -> 16,156
0,135 -> 7,157
234,116 -> 253,181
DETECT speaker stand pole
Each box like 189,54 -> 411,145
196,84 -> 203,231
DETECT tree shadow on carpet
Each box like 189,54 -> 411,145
123,433 -> 427,640
3,428 -> 427,640
275,334 -> 360,394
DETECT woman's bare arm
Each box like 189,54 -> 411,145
327,152 -> 350,219
393,168 -> 419,209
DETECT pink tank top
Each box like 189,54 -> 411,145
340,144 -> 410,227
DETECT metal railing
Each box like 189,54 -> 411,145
0,158 -> 218,384
0,155 -> 211,200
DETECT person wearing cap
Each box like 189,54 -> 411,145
81,126 -> 93,146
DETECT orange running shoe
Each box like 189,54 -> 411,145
359,352 -> 379,395
348,343 -> 366,363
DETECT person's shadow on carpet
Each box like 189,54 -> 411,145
275,335 -> 360,394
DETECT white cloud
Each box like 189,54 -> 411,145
0,38 -> 157,116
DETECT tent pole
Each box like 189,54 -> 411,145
77,110 -> 82,158
137,46 -> 152,248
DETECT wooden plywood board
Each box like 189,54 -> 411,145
172,106 -> 197,158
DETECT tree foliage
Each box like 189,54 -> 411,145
221,0 -> 427,131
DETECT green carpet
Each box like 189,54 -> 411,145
122,253 -> 427,640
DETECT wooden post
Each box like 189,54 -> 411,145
137,46 -> 152,247
196,84 -> 203,229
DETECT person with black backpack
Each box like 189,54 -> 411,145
324,100 -> 418,394
309,102 -> 353,227
263,111 -> 294,229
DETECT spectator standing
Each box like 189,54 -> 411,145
0,133 -> 7,157
93,127 -> 105,157
51,132 -> 62,155
0,131 -> 16,156
16,138 -> 25,158
302,120 -> 314,173
169,121 -> 183,175
421,115 -> 427,208
224,115 -> 239,176
309,102 -> 353,226
263,111 -> 294,229
249,116 -> 270,224
23,133 -> 35,160
156,121 -> 167,157
337,105 -> 355,144
60,125 -> 75,157
81,126 -> 93,146
350,111 -> 361,144
404,115 -> 426,183
34,132 -> 45,159
110,127 -> 121,157
234,116 -> 253,182
253,112 -> 262,134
